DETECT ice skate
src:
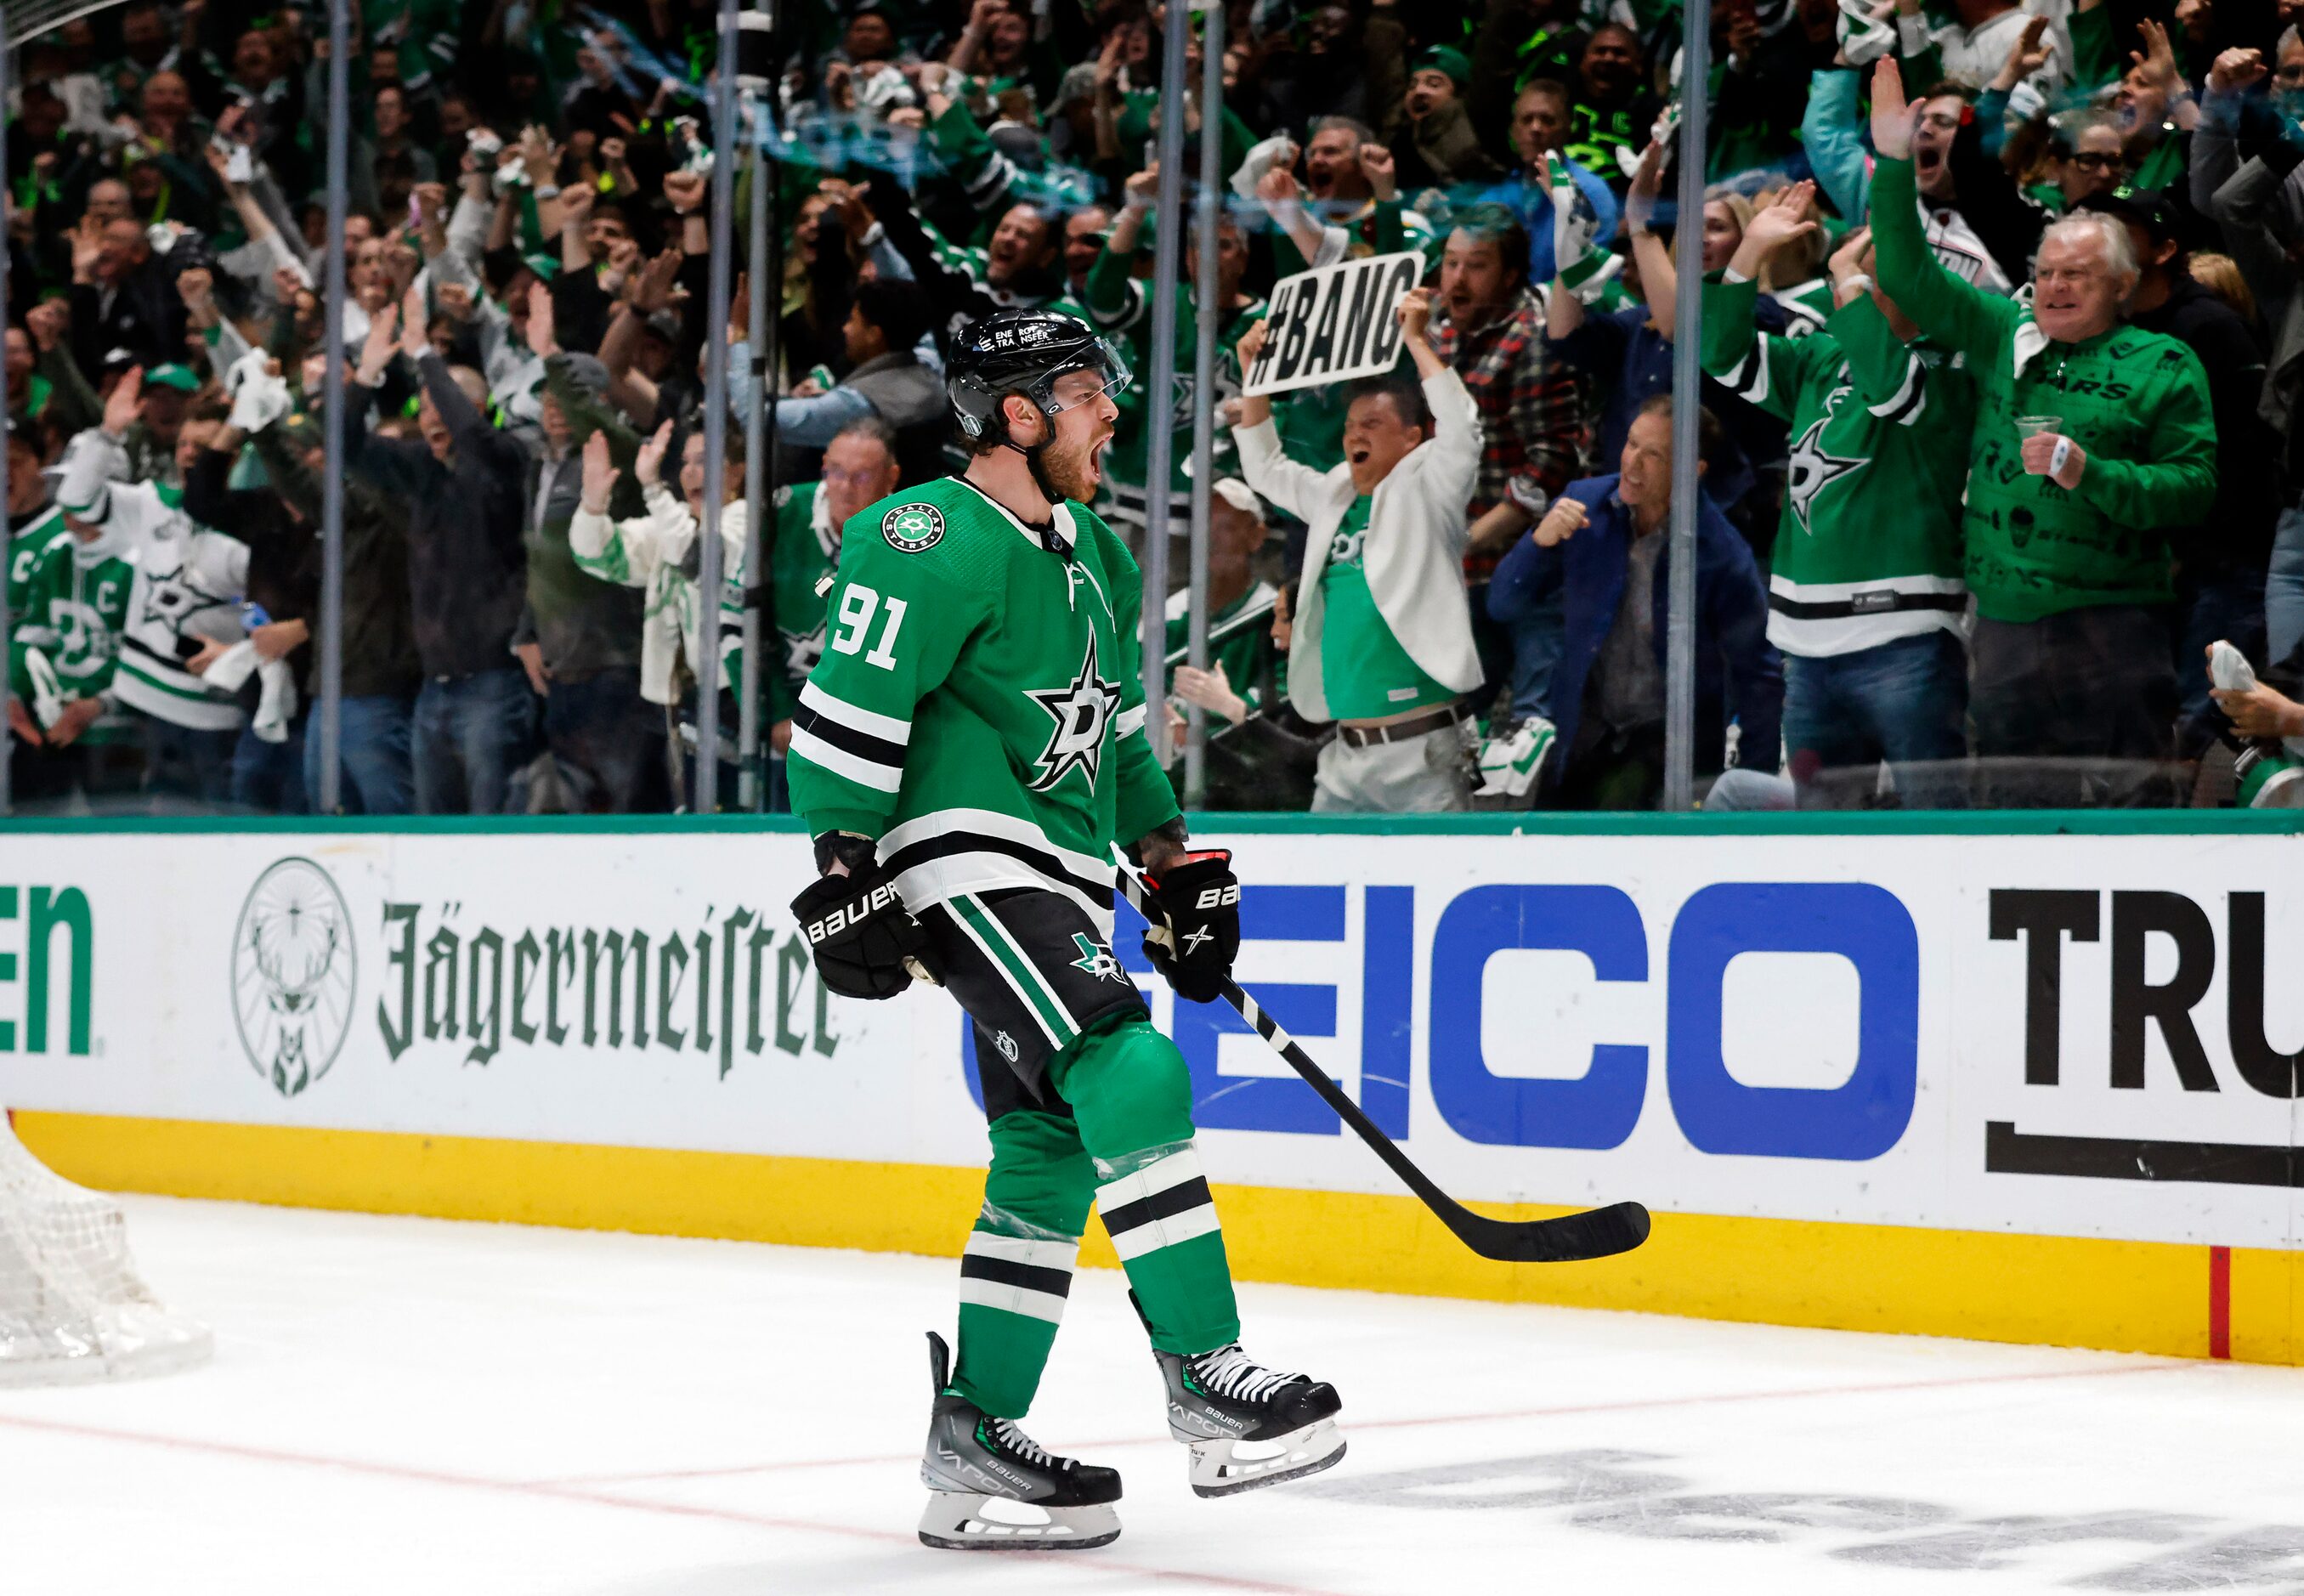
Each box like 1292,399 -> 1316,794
916,1332 -> 1122,1550
1154,1339 -> 1346,1497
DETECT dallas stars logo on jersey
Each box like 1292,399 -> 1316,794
780,618 -> 827,684
1067,933 -> 1129,984
1785,390 -> 1868,536
1024,632 -> 1122,792
882,503 -> 946,553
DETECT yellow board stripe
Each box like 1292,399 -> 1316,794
14,1111 -> 2296,1367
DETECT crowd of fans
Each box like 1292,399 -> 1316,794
9,0 -> 2304,815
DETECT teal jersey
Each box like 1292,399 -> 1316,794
1703,276 -> 1974,656
1318,496 -> 1456,721
787,477 -> 1180,927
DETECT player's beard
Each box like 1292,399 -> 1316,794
1038,425 -> 1107,503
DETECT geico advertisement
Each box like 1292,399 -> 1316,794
0,829 -> 2298,1248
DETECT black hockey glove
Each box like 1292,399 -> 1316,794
1139,849 -> 1241,1005
792,852 -> 936,1002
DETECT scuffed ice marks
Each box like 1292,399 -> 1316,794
1300,1450 -> 2304,1588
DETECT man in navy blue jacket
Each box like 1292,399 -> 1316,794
1487,395 -> 1781,808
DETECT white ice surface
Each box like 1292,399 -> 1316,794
3,1196 -> 2301,1595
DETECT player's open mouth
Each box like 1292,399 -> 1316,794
1348,445 -> 1371,467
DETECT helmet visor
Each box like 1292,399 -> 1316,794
1042,338 -> 1134,414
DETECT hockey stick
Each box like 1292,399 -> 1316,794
1114,858 -> 1650,1265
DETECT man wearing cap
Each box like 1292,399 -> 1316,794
111,359 -> 199,487
1235,289 -> 1486,812
1390,48 -> 1506,192
2083,189 -> 2281,763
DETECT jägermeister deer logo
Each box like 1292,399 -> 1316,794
232,857 -> 358,1097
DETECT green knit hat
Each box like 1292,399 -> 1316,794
1416,46 -> 1472,89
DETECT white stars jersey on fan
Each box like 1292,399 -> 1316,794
786,476 -> 1181,935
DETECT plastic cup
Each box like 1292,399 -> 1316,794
2014,415 -> 2063,439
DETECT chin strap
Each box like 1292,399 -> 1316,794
999,434 -> 1068,514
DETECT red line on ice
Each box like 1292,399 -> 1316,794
0,1409 -> 1347,1596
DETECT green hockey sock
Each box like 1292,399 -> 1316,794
1055,1014 -> 1243,1356
948,1110 -> 1094,1418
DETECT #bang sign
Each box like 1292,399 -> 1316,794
1243,252 -> 1424,398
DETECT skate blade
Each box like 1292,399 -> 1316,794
1187,1418 -> 1346,1498
917,1492 -> 1121,1551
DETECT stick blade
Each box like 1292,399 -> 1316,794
1453,1200 -> 1651,1264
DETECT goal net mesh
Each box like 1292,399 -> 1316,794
0,1116 -> 212,1384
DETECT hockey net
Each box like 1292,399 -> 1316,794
0,1114 -> 212,1384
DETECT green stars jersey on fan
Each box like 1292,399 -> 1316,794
7,507 -> 66,620
8,513 -> 132,712
765,481 -> 840,727
787,477 -> 1181,931
1163,580 -> 1283,718
1701,275 -> 1974,657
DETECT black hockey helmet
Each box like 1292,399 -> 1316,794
948,308 -> 1131,447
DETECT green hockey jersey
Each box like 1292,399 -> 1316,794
787,476 -> 1180,930
1164,580 -> 1282,717
1703,276 -> 1973,657
1872,156 -> 2218,622
9,514 -> 133,729
766,480 -> 840,726
8,507 -> 65,621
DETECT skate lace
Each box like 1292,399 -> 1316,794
1189,1344 -> 1301,1405
987,1418 -> 1061,1471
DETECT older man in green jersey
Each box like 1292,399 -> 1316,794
1871,59 -> 2216,799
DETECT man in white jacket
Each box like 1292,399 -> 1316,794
1233,287 -> 1486,812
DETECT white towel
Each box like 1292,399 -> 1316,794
201,639 -> 300,744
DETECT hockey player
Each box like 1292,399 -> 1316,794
787,308 -> 1345,1552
